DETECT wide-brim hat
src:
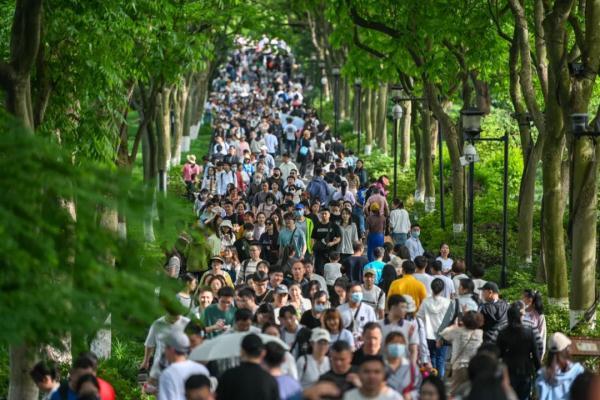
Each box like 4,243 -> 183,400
187,154 -> 197,164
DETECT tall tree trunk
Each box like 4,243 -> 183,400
414,106 -> 425,202
400,100 -> 412,170
375,83 -> 388,153
8,344 -> 38,400
423,108 -> 436,211
156,87 -> 172,191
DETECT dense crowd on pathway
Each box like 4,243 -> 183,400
27,37 -> 599,400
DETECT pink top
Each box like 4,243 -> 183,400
182,163 -> 201,181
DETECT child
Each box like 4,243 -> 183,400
324,251 -> 343,288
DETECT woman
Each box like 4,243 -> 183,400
176,273 -> 197,310
420,375 -> 447,400
191,288 -> 214,319
222,247 -> 241,282
201,166 -> 218,195
354,159 -> 368,187
436,243 -> 453,274
497,302 -> 542,400
380,264 -> 398,295
385,332 -> 421,400
253,212 -> 267,239
297,130 -> 312,178
206,274 -> 227,298
296,328 -> 331,388
254,303 -> 276,329
321,308 -> 355,349
332,278 -> 348,307
272,286 -> 290,324
366,203 -> 386,261
537,334 -> 585,399
259,219 -> 279,265
345,171 -> 360,195
289,283 -> 311,317
439,311 -> 484,395
234,162 -> 250,194
258,193 -> 278,218
337,208 -> 359,261
306,281 -> 322,302
271,182 -> 284,204
199,257 -> 234,288
523,289 -> 547,359
218,220 -> 236,251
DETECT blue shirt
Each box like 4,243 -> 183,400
278,227 -> 306,257
364,260 -> 385,284
275,375 -> 303,400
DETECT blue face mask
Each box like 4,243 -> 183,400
411,230 -> 420,239
314,304 -> 326,313
387,343 -> 407,358
351,292 -> 363,304
294,210 -> 303,217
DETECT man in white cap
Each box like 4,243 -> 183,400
158,330 -> 209,400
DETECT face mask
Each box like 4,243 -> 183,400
267,200 -> 273,205
350,292 -> 363,304
294,210 -> 303,217
314,304 -> 325,313
387,343 -> 407,358
411,231 -> 420,239
244,232 -> 253,239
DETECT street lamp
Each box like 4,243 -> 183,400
462,108 -> 510,288
332,67 -> 341,138
355,78 -> 362,154
570,113 -> 600,138
389,84 -> 405,199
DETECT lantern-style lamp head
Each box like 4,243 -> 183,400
389,84 -> 404,103
392,104 -> 404,120
332,67 -> 340,76
310,54 -> 317,61
318,61 -> 325,69
354,78 -> 362,87
461,108 -> 484,139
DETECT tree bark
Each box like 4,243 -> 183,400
414,107 -> 425,202
400,100 -> 412,170
375,83 -> 388,153
423,108 -> 436,211
156,87 -> 172,178
364,87 -> 373,154
8,344 -> 38,400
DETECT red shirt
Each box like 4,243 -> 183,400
98,377 -> 116,400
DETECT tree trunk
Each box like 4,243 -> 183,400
400,100 -> 412,170
364,87 -> 373,154
414,107 -> 425,202
517,143 -> 542,264
8,344 -> 38,400
375,83 -> 388,153
423,107 -> 436,211
171,81 -> 189,166
156,87 -> 172,191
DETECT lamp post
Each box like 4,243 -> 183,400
332,67 -> 340,138
355,78 -> 362,154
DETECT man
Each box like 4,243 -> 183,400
252,182 -> 272,212
413,256 -> 433,296
305,260 -> 327,292
216,161 -> 235,196
268,266 -> 285,290
235,287 -> 258,314
284,260 -> 309,290
478,282 -> 509,344
378,295 -> 419,364
142,306 -> 191,382
343,241 -> 369,282
294,203 -> 314,254
388,199 -> 411,246
351,323 -> 383,366
430,260 -> 455,299
185,374 -> 213,400
344,356 -> 402,400
268,167 -> 284,190
363,188 -> 389,217
223,146 -> 240,166
158,331 -> 209,400
279,305 -> 303,353
259,146 -> 276,173
387,260 -> 427,309
224,308 -> 261,334
311,208 -> 342,275
264,129 -> 279,157
217,334 -> 280,400
202,287 -> 236,338
363,247 -> 385,285
278,212 -> 307,260
301,290 -> 329,329
319,341 -> 359,395
307,167 -> 331,206
279,152 -> 297,181
337,282 -> 377,344
283,117 -> 298,155
252,271 -> 274,304
237,245 -> 263,284
30,361 -> 60,400
361,268 -> 385,319
185,321 -> 206,350
405,224 -> 424,260
51,352 -> 116,400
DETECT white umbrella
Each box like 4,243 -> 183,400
189,331 -> 289,362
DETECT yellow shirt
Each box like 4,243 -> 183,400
387,275 -> 427,310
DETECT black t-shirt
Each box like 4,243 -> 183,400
256,289 -> 274,305
351,348 -> 381,366
300,310 -> 321,329
217,362 -> 280,400
319,367 -> 359,398
342,255 -> 369,282
311,221 -> 342,252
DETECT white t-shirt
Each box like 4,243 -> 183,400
431,274 -> 456,299
436,256 -> 454,273
324,262 -> 343,285
413,273 -> 433,296
158,360 -> 209,400
337,302 -> 377,339
378,318 -> 419,345
296,355 -> 331,388
144,316 -> 191,379
343,387 -> 403,400
361,285 -> 386,312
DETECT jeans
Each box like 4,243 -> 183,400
392,232 -> 407,246
286,139 -> 296,155
427,340 -> 448,378
366,232 -> 385,262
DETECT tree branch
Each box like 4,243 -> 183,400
353,27 -> 386,59
348,3 -> 401,38
568,14 -> 587,56
486,0 -> 513,43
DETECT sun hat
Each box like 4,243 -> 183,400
187,154 -> 197,164
548,332 -> 572,352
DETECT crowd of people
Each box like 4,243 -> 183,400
27,37 -> 599,400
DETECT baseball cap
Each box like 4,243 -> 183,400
403,295 -> 417,313
363,268 -> 376,277
164,329 -> 191,353
548,332 -> 572,352
210,256 -> 224,264
295,203 -> 305,210
310,328 -> 331,343
479,282 -> 500,293
275,285 -> 289,295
